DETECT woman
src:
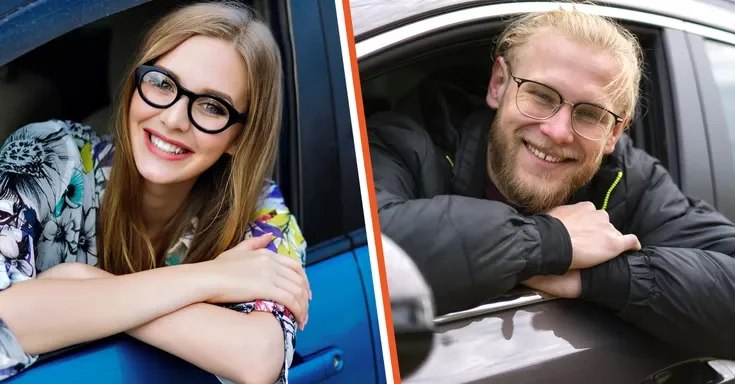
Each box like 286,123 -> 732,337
0,2 -> 310,384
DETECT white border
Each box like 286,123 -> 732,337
334,1 -> 395,382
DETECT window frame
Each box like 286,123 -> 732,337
355,2 -> 709,323
687,33 -> 735,221
286,0 -> 366,262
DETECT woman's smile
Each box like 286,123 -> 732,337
144,128 -> 195,161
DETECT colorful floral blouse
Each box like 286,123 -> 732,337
0,120 -> 307,383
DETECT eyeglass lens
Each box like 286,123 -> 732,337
139,70 -> 231,132
516,81 -> 615,140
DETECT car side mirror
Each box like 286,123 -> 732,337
640,358 -> 735,384
382,234 -> 436,379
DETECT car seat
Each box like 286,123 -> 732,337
0,64 -> 64,145
82,0 -> 181,134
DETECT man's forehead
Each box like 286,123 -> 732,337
510,33 -> 620,106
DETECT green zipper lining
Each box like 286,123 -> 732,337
445,155 -> 454,167
601,171 -> 623,211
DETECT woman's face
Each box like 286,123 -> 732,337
128,35 -> 248,186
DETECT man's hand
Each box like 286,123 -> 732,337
522,270 -> 582,298
548,202 -> 641,269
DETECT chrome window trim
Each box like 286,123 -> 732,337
434,289 -> 557,325
355,1 -> 735,60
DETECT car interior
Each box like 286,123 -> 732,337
0,0 -> 169,143
358,20 -> 677,180
0,0 -> 273,142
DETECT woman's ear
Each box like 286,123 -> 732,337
225,144 -> 236,156
486,56 -> 509,110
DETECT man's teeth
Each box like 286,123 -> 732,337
150,134 -> 186,154
526,143 -> 564,163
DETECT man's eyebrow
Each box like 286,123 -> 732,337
157,64 -> 236,106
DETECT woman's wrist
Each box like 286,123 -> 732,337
173,261 -> 218,304
38,262 -> 216,305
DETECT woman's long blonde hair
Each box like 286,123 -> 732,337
97,1 -> 283,274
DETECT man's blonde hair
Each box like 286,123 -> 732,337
494,6 -> 643,126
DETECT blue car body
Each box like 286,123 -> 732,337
0,0 -> 385,382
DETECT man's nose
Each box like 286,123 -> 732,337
539,103 -> 574,145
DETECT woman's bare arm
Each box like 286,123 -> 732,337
0,263 -> 209,356
39,262 -> 289,384
131,304 -> 286,384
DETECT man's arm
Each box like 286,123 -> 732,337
581,142 -> 735,358
368,111 -> 573,315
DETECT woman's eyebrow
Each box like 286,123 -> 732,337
157,64 -> 236,105
199,87 -> 235,105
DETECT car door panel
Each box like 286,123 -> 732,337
350,229 -> 386,379
292,245 -> 377,384
4,336 -> 219,384
405,299 -> 689,383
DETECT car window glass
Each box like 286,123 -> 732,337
704,40 -> 735,167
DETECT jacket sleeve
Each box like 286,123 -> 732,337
580,143 -> 735,358
368,112 -> 572,316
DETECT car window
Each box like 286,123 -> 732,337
360,22 -> 674,176
703,40 -> 735,169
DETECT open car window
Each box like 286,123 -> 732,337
357,2 -> 678,324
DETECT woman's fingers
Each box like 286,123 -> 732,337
276,265 -> 309,312
233,234 -> 273,252
274,272 -> 309,324
270,253 -> 311,299
273,277 -> 306,329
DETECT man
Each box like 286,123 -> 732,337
368,7 -> 735,358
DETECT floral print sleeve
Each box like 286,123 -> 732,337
0,120 -> 105,381
218,180 -> 307,384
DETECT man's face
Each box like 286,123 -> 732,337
485,32 -> 626,213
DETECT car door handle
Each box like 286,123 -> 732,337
639,358 -> 735,384
289,348 -> 345,382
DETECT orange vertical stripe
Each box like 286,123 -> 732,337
340,1 -> 401,382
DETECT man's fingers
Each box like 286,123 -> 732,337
234,234 -> 274,251
620,233 -> 642,252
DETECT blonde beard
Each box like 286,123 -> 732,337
486,111 -> 604,213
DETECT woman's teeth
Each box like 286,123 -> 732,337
526,142 -> 564,163
150,133 -> 187,154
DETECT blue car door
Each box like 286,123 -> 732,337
280,1 -> 385,382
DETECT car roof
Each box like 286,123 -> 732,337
350,0 -> 735,41
0,0 -> 151,66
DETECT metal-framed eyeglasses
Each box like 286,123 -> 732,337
507,66 -> 624,141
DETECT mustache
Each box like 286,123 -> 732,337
519,136 -> 584,161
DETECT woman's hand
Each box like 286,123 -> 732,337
202,235 -> 311,329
